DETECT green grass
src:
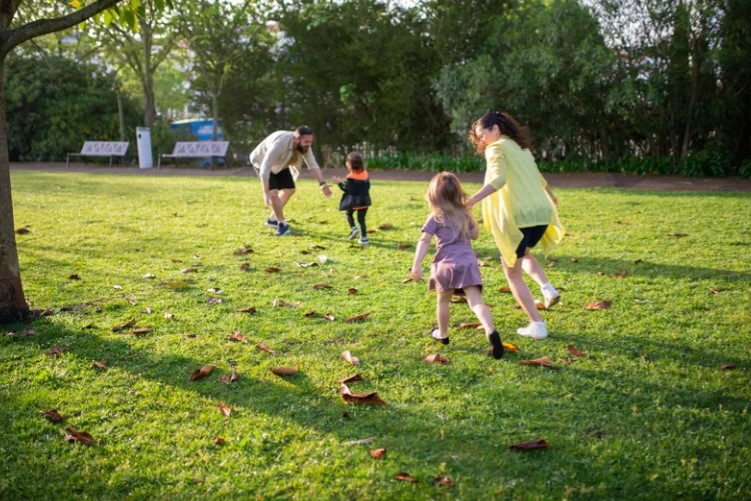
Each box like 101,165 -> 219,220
1,170 -> 750,499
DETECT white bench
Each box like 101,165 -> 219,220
157,141 -> 230,169
66,141 -> 129,168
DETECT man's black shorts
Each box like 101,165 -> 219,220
268,168 -> 296,190
515,225 -> 548,258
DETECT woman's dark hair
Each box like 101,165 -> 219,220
346,151 -> 365,172
469,111 -> 533,154
295,125 -> 314,137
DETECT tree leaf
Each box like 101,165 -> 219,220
339,384 -> 386,405
65,427 -> 94,446
142,273 -> 156,279
394,472 -> 418,483
206,297 -> 222,304
586,300 -> 612,310
460,322 -> 481,329
519,356 -> 559,370
270,366 -> 298,376
273,299 -> 300,308
313,284 -> 333,290
237,307 -> 258,314
112,318 -> 137,332
42,409 -> 64,422
509,439 -> 550,451
567,344 -> 586,357
228,331 -> 247,343
264,267 -> 281,273
341,351 -> 360,366
234,246 -> 254,255
131,327 -> 154,335
502,341 -> 520,353
424,353 -> 452,365
190,365 -> 214,381
294,261 -> 318,268
338,374 -> 363,384
396,243 -> 413,250
92,360 -> 107,370
218,402 -> 231,416
370,448 -> 387,459
721,363 -> 736,370
324,313 -> 336,321
378,223 -> 393,230
256,342 -> 275,354
46,346 -> 66,356
214,437 -> 225,445
68,274 -> 81,280
348,288 -> 358,295
434,476 -> 453,487
498,286 -> 511,293
240,263 -> 250,272
181,267 -> 198,274
346,312 -> 370,323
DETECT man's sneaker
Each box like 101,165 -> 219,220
265,217 -> 278,228
275,222 -> 291,236
541,284 -> 560,309
358,237 -> 369,245
517,322 -> 548,340
348,227 -> 360,240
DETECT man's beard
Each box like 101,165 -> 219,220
296,144 -> 309,153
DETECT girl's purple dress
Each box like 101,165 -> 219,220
422,215 -> 483,294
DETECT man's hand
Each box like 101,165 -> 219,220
264,192 -> 273,207
321,184 -> 332,198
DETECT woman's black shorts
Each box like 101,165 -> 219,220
515,225 -> 548,258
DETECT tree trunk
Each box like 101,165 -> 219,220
0,61 -> 29,323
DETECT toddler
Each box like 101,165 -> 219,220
331,152 -> 371,245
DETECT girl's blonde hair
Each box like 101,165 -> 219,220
426,172 -> 474,239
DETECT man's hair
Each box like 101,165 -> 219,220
295,125 -> 314,137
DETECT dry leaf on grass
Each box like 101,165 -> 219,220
294,261 -> 318,268
434,476 -> 453,487
15,227 -> 31,235
400,277 -> 413,283
502,341 -> 520,353
341,351 -> 360,366
206,297 -> 222,304
338,374 -> 363,384
424,353 -> 452,365
264,267 -> 281,273
450,296 -> 466,303
228,331 -> 247,343
567,344 -> 586,357
42,409 -> 64,422
720,363 -> 737,370
339,384 -> 386,405
164,313 -> 174,320
519,356 -> 560,370
709,287 -> 720,294
394,472 -> 418,483
313,284 -> 333,290
324,313 -> 336,321
237,306 -> 258,314
218,402 -> 231,417
396,243 -> 413,250
143,273 -> 156,279
612,270 -> 628,278
273,299 -> 300,308
586,300 -> 612,311
379,223 -> 393,230
318,255 -> 328,264
234,247 -> 254,255
190,365 -> 214,381
214,437 -> 225,445
270,366 -> 298,376
343,437 -> 375,446
68,274 -> 81,280
65,427 -> 94,446
239,263 -> 250,272
305,310 -> 317,317
131,327 -> 154,335
220,365 -> 239,384
346,313 -> 370,323
256,342 -> 275,354
460,322 -> 481,329
370,448 -> 387,459
46,346 -> 66,356
498,286 -> 512,293
509,439 -> 550,452
181,267 -> 198,274
92,360 -> 107,370
112,318 -> 137,332
534,300 -> 546,310
348,288 -> 358,295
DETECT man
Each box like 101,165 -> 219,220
250,126 -> 332,236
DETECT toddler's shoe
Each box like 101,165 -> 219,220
430,328 -> 449,345
358,237 -> 369,245
348,227 -> 360,240
487,330 -> 504,359
275,222 -> 291,236
541,284 -> 560,309
517,321 -> 548,340
265,216 -> 278,228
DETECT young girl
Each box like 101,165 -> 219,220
409,172 -> 504,359
331,152 -> 371,245
467,111 -> 565,340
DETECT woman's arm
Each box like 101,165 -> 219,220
545,185 -> 558,208
467,184 -> 498,207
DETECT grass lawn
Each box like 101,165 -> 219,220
1,170 -> 750,499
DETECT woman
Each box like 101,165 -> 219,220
466,111 -> 565,340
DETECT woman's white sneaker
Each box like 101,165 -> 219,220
517,322 -> 548,340
541,284 -> 560,309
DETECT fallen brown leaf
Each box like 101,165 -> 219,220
65,427 -> 94,446
460,322 -> 481,329
305,310 -> 317,317
237,307 -> 258,315
634,258 -> 643,264
218,402 -> 231,416
324,313 -> 336,321
273,299 -> 300,308
338,374 -> 363,384
181,267 -> 198,274
519,356 -> 560,370
270,366 -> 298,376
709,287 -> 720,294
22,329 -> 36,336
339,384 -> 386,405
348,288 -> 358,295
112,318 -> 137,332
220,365 -> 239,384
424,353 -> 452,365
256,342 -> 275,354
42,409 -> 64,422
721,363 -> 737,370
567,344 -> 586,357
228,331 -> 247,343
206,296 -> 222,304
341,351 -> 360,366
313,284 -> 333,290
346,313 -> 370,323
450,296 -> 466,303
400,277 -> 413,283
190,364 -> 214,381
143,273 -> 156,279
234,247 -> 254,255
264,267 -> 281,273
394,472 -> 418,483
586,300 -> 613,311
164,313 -> 174,320
396,243 -> 413,250
535,300 -> 546,310
92,360 -> 107,370
68,274 -> 81,280
15,227 -> 31,235
434,476 -> 453,487
498,286 -> 511,293
370,448 -> 387,460
294,261 -> 318,268
378,223 -> 393,230
131,327 -> 154,335
46,346 -> 66,356
343,436 -> 375,445
509,439 -> 550,452
214,437 -> 225,445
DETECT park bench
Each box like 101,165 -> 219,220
66,141 -> 130,168
157,141 -> 230,169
